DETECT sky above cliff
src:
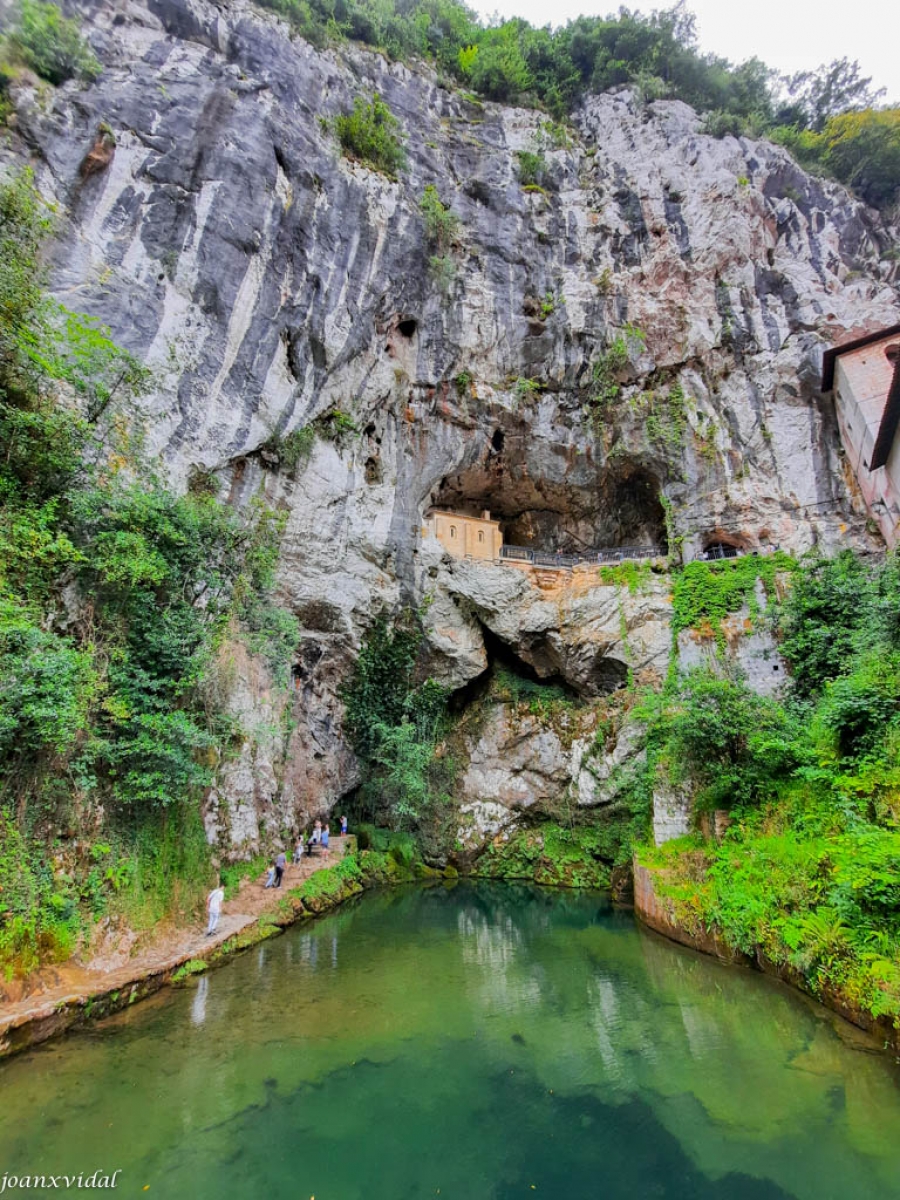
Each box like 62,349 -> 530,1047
470,0 -> 897,101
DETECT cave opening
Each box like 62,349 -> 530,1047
447,620 -> 629,713
448,624 -> 581,715
397,318 -> 418,339
701,539 -> 743,560
431,460 -> 666,556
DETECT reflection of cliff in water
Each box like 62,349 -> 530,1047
2,884 -> 900,1200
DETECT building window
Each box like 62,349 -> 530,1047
450,526 -> 456,538
478,531 -> 484,543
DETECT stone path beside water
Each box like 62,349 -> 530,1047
0,841 -> 352,1058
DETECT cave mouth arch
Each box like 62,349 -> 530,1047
431,460 -> 665,555
702,537 -> 743,560
586,654 -> 628,696
449,625 -> 629,709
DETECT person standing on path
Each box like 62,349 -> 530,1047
206,883 -> 225,936
274,850 -> 287,888
322,825 -> 330,857
340,815 -> 348,836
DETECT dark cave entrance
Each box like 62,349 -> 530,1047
431,454 -> 666,556
448,622 -> 626,711
448,625 -> 581,715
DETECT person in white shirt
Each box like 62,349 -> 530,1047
206,884 -> 225,935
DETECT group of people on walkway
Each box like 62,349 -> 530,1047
264,814 -> 349,888
204,815 -> 350,935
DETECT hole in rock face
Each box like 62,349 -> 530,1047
432,459 -> 665,555
295,601 -> 343,633
292,640 -> 324,688
449,624 -> 624,708
397,318 -> 417,339
588,654 -> 629,695
491,429 -> 505,453
479,626 -> 579,699
702,539 -> 742,560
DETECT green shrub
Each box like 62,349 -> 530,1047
428,254 -> 456,292
261,425 -> 315,471
639,550 -> 900,1026
419,185 -> 459,251
585,328 -> 645,425
342,615 -> 451,834
819,653 -> 900,759
351,825 -> 418,865
513,376 -> 539,404
658,667 -> 799,811
466,27 -> 532,101
700,109 -> 747,138
0,807 -> 79,977
818,108 -> 900,209
516,150 -> 547,187
9,0 -> 101,86
315,408 -> 357,440
280,426 -> 315,468
342,616 -> 420,760
598,560 -> 653,593
0,596 -> 97,762
334,93 -> 406,177
779,551 -> 870,697
240,596 -> 300,686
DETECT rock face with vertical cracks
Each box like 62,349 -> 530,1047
5,0 -> 898,852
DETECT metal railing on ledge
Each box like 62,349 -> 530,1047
698,543 -> 738,561
498,544 -> 664,569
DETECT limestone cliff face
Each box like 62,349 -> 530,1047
5,0 -> 899,854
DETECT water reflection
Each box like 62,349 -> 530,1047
0,882 -> 898,1200
190,975 -> 208,1027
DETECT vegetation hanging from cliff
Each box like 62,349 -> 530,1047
642,549 -> 900,1027
333,92 -> 406,177
671,551 -> 795,649
342,614 -> 453,844
4,0 -> 100,87
0,168 -> 298,975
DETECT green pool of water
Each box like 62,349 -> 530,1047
2,882 -> 900,1199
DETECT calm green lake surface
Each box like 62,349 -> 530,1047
2,882 -> 900,1199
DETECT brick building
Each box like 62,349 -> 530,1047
822,324 -> 900,549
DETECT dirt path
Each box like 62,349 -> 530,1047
0,842 -> 352,1058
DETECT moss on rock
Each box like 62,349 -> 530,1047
475,821 -> 624,889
